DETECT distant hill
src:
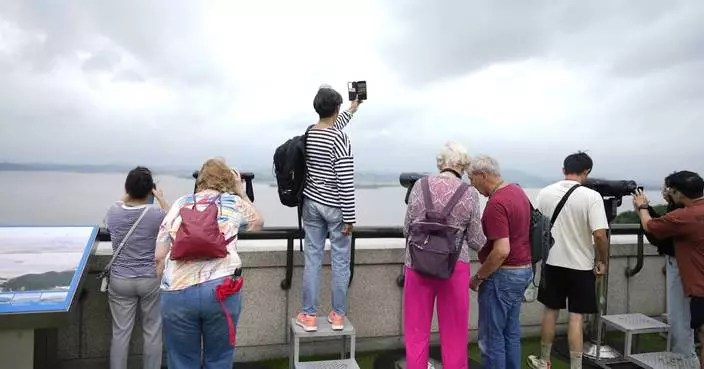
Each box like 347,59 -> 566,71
0,162 -> 660,190
613,204 -> 668,224
0,162 -> 132,173
0,270 -> 74,292
502,169 -> 553,188
0,162 -> 553,188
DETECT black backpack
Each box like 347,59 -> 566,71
273,125 -> 314,207
273,125 -> 314,251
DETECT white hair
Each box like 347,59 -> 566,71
436,141 -> 471,170
469,154 -> 501,176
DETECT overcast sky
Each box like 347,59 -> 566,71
0,0 -> 702,182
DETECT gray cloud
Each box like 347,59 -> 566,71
81,48 -> 121,73
0,1 -> 223,87
379,0 -> 698,83
0,0 -> 703,182
376,0 -> 704,178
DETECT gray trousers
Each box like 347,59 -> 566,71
665,256 -> 697,357
108,275 -> 162,369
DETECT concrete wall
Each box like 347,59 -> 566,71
55,238 -> 666,367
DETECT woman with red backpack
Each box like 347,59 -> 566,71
155,158 -> 264,369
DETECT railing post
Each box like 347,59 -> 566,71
280,237 -> 294,290
625,230 -> 645,277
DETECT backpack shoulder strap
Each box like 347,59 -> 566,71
303,124 -> 315,141
100,206 -> 150,278
441,182 -> 470,217
549,184 -> 581,228
301,124 -> 315,153
420,176 -> 434,211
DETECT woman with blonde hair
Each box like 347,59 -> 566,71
155,158 -> 264,369
403,142 -> 486,369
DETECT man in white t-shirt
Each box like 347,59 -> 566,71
527,152 -> 610,369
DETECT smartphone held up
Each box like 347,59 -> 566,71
347,81 -> 367,101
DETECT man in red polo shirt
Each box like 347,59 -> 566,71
635,170 -> 704,367
468,155 -> 533,369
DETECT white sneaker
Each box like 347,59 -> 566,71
526,355 -> 551,369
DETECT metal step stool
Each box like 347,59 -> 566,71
627,352 -> 700,369
289,317 -> 359,369
600,313 -> 671,358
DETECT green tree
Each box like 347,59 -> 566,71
613,204 -> 668,224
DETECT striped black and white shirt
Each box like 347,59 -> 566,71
303,111 -> 356,223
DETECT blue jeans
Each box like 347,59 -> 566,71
160,277 -> 242,369
478,267 -> 532,369
301,198 -> 351,316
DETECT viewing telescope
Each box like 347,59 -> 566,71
399,172 -> 429,204
583,178 -> 638,198
580,177 -> 639,362
191,170 -> 256,202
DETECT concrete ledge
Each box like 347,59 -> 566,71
56,240 -> 664,365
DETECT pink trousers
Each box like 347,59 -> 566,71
403,262 -> 470,369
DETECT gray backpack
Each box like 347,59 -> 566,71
407,177 -> 470,279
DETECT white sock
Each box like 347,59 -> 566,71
570,351 -> 582,369
540,341 -> 552,361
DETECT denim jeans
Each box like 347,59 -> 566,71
160,277 -> 242,369
666,255 -> 697,357
301,198 -> 351,316
478,267 -> 532,369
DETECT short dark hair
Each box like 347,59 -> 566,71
665,170 -> 704,199
124,166 -> 154,199
563,152 -> 593,175
313,87 -> 343,119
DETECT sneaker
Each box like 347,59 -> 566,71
328,311 -> 345,330
295,313 -> 318,332
526,355 -> 551,369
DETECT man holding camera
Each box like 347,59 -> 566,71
641,179 -> 694,359
634,170 -> 704,367
527,152 -> 610,369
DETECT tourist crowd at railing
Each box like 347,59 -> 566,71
99,85 -> 704,369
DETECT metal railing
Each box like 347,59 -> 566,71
96,223 -> 646,291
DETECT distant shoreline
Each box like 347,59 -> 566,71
0,165 -> 403,189
0,162 -> 662,191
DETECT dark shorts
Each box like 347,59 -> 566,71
690,296 -> 704,330
537,264 -> 597,314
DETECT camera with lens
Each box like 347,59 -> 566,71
347,81 -> 367,101
399,172 -> 429,204
583,178 -> 638,198
192,170 -> 255,202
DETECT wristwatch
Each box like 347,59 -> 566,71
638,204 -> 650,210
